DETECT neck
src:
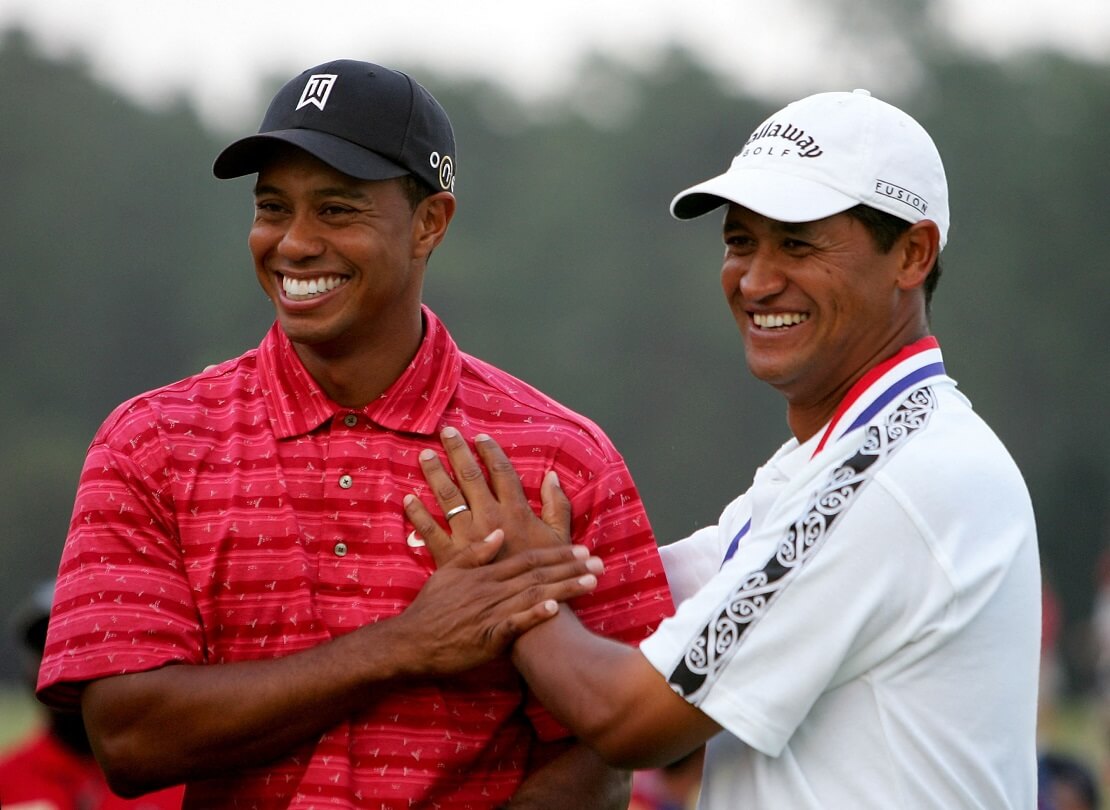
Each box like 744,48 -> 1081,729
787,330 -> 933,443
293,312 -> 424,409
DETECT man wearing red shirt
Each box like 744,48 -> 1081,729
37,59 -> 672,809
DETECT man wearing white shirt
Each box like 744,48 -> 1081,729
406,88 -> 1041,809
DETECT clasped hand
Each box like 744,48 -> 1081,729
405,426 -> 576,559
396,428 -> 600,673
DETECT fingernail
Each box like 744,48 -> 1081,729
571,546 -> 589,559
547,470 -> 560,487
441,426 -> 459,438
419,448 -> 436,461
484,529 -> 504,543
586,557 -> 604,575
544,600 -> 559,614
403,494 -> 414,506
577,574 -> 597,588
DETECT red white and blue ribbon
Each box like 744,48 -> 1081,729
721,337 -> 947,565
810,336 -> 946,459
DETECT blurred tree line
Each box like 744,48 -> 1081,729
0,25 -> 1107,692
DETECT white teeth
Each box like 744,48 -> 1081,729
281,275 -> 347,300
753,312 -> 809,329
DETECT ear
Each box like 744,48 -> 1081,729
896,220 -> 940,291
412,191 -> 456,260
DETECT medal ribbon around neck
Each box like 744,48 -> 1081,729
722,336 -> 945,566
811,336 -> 944,459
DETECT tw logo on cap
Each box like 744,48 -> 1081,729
296,74 -> 338,112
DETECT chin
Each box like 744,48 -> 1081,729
744,352 -> 783,382
276,317 -> 334,347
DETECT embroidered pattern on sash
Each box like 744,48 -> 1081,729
667,385 -> 938,702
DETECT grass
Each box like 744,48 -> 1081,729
1040,697 -> 1109,792
0,683 -> 44,754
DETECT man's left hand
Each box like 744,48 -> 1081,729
403,427 -> 574,565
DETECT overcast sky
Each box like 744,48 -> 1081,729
2,0 -> 1108,130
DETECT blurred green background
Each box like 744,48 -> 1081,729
1,1 -> 1107,788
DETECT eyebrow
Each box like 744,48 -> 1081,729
723,216 -> 818,237
252,183 -> 371,202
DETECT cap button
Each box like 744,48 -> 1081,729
852,88 -> 872,96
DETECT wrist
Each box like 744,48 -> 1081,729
339,617 -> 418,688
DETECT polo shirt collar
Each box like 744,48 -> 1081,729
257,305 -> 462,439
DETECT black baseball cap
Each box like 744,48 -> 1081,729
213,59 -> 456,193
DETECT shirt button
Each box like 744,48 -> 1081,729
343,414 -> 358,428
333,542 -> 348,557
338,474 -> 353,489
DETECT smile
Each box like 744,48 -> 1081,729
752,312 -> 809,329
281,274 -> 348,301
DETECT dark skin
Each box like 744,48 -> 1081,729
80,148 -> 630,807
402,210 -> 942,768
248,148 -> 442,407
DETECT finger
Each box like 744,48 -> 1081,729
499,599 -> 561,641
472,433 -> 529,509
404,493 -> 467,566
439,427 -> 498,513
540,470 -> 573,545
492,558 -> 602,619
485,545 -> 604,584
477,599 -> 560,652
447,528 -> 505,569
417,445 -> 469,522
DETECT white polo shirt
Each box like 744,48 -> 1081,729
642,340 -> 1040,809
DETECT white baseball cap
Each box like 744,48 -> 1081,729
670,89 -> 949,248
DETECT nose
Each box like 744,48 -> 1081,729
723,250 -> 786,303
277,212 -> 325,262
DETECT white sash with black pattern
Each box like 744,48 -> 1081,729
668,383 -> 941,702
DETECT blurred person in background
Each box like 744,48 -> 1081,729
1038,750 -> 1102,810
1090,551 -> 1110,732
0,580 -> 184,810
1038,574 -> 1065,744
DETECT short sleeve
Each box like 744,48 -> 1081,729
37,405 -> 203,710
641,481 -> 933,756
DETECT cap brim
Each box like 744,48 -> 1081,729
670,168 -> 860,222
213,129 -> 409,181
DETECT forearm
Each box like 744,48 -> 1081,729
82,538 -> 601,796
512,612 -> 720,769
507,740 -> 630,810
82,618 -> 415,795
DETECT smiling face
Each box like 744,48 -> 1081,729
249,147 -> 451,362
719,205 -> 936,439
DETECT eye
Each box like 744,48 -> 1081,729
253,200 -> 287,218
781,238 -> 813,253
724,232 -> 755,251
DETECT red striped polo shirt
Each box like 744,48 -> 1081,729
38,306 -> 673,809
